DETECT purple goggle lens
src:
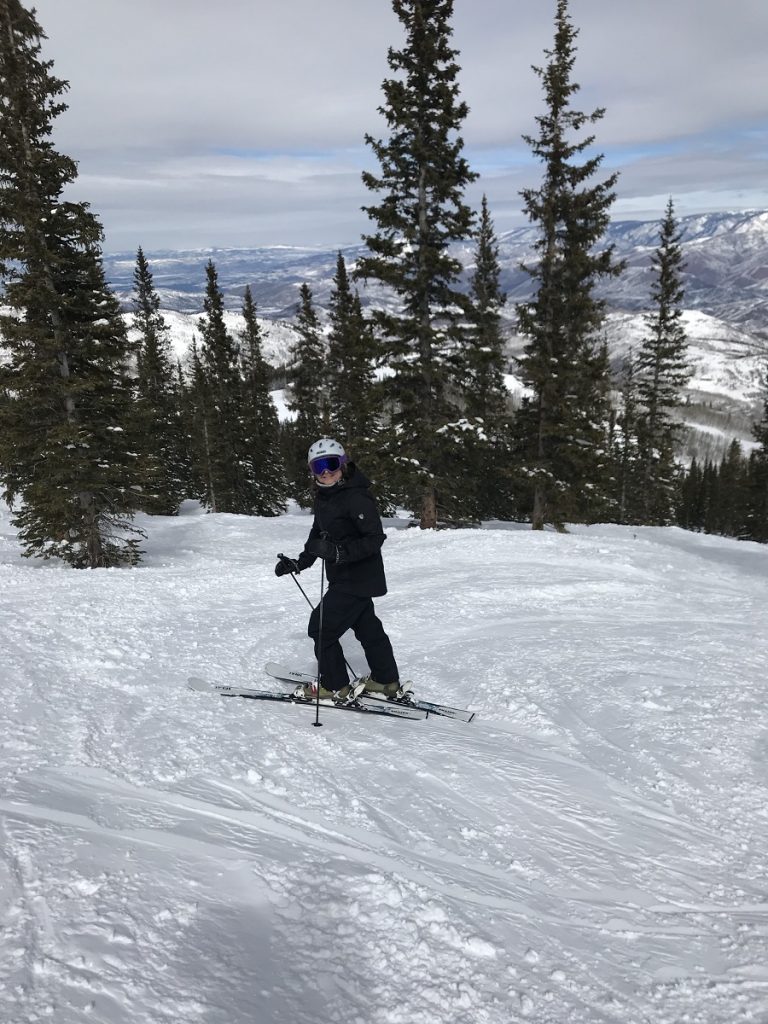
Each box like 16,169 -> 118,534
310,455 -> 342,475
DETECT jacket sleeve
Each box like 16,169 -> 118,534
339,492 -> 386,563
298,518 -> 322,569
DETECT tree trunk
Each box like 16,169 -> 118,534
532,388 -> 547,530
203,418 -> 217,512
420,487 -> 437,530
83,497 -> 104,568
531,483 -> 546,531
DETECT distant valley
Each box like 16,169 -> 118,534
42,211 -> 768,462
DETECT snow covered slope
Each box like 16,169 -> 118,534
604,310 -> 764,407
123,307 -> 298,368
1,505 -> 767,1024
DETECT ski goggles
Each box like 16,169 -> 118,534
310,455 -> 344,476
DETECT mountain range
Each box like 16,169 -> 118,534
103,210 -> 768,330
3,210 -> 759,463
103,210 -> 768,462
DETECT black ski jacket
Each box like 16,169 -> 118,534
299,464 -> 387,597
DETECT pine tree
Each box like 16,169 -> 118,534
677,455 -> 702,532
316,256 -> 396,512
465,196 -> 508,421
186,340 -> 213,504
197,260 -> 255,513
356,0 -> 477,528
239,286 -> 287,515
461,195 -> 515,520
746,368 -> 768,542
636,198 -> 691,524
327,253 -> 379,447
716,439 -> 749,538
0,0 -> 142,566
131,247 -> 186,514
612,352 -> 643,524
515,0 -> 623,531
702,459 -> 720,535
283,283 -> 328,501
286,284 -> 327,430
171,357 -> 195,501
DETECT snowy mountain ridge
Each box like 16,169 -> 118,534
102,209 -> 768,331
2,211 -> 767,462
103,209 -> 768,458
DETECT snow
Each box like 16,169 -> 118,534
269,388 -> 297,423
681,421 -> 760,452
124,309 -> 299,367
503,371 -> 532,402
1,503 -> 768,1024
604,310 -> 765,407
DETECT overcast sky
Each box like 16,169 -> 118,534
31,0 -> 768,254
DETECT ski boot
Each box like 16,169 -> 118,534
295,681 -> 361,705
357,676 -> 414,702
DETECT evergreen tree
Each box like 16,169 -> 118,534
716,439 -> 749,538
462,195 -> 515,520
702,458 -> 720,536
186,340 -> 213,504
131,247 -> 186,514
286,283 -> 327,430
685,443 -> 754,541
356,0 -> 477,528
465,195 -> 508,421
171,357 -> 195,501
239,286 -> 287,515
636,198 -> 691,524
323,253 -> 400,503
677,455 -> 703,532
515,0 -> 623,530
612,352 -> 643,524
327,253 -> 379,447
197,260 -> 256,513
689,456 -> 707,531
284,283 -> 328,501
0,0 -> 141,566
746,370 -> 768,541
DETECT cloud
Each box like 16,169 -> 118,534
32,0 -> 768,250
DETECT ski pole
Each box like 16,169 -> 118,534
277,553 -> 356,681
313,559 -> 325,728
277,554 -> 315,610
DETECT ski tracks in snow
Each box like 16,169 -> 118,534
2,722 -> 765,1024
2,511 -> 768,1022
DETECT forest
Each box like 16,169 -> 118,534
1,0 -> 766,567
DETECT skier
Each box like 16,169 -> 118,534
274,438 -> 408,704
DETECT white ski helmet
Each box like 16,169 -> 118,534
307,438 -> 346,464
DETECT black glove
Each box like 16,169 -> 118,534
296,550 -> 314,571
305,537 -> 345,563
274,554 -> 300,577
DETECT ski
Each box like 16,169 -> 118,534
264,661 -> 475,723
362,692 -> 475,724
188,677 -> 427,721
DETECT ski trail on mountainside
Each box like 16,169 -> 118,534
1,507 -> 767,1023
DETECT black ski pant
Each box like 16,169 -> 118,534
308,588 -> 399,691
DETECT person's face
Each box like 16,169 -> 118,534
309,454 -> 344,485
315,466 -> 342,485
